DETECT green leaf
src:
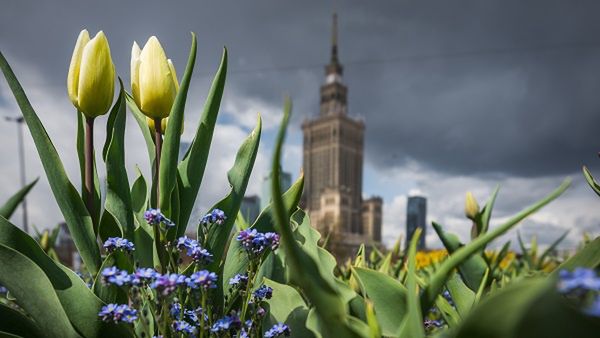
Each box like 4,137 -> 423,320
0,303 -> 43,338
270,98 -> 366,338
0,244 -> 79,338
0,51 -> 101,274
451,277 -> 600,338
432,222 -> 487,291
352,267 -> 408,336
131,166 -> 150,230
0,216 -> 131,338
177,48 -> 227,237
0,178 -> 37,219
102,82 -> 135,240
263,278 -> 315,338
76,111 -> 101,231
445,273 -> 475,318
552,236 -> 600,274
205,115 -> 262,269
133,225 -> 155,268
421,179 -> 570,314
537,230 -> 569,270
583,165 -> 600,197
159,32 -> 197,215
517,230 -> 532,268
398,228 -> 425,338
479,185 -> 499,235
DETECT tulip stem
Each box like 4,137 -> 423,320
84,116 -> 96,224
154,118 -> 163,209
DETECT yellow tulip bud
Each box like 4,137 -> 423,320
67,30 -> 115,118
131,36 -> 179,119
465,191 -> 480,220
146,117 -> 184,135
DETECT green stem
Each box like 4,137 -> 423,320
200,289 -> 207,338
154,117 -> 162,209
84,116 -> 95,224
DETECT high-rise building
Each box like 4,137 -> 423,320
260,169 -> 292,210
406,196 -> 427,250
302,14 -> 382,259
362,197 -> 383,242
240,195 -> 261,224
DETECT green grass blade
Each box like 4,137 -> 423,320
0,51 -> 101,274
0,178 -> 38,219
177,48 -> 227,237
159,33 -> 197,215
421,179 -> 570,314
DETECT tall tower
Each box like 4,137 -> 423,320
406,196 -> 427,250
302,14 -> 378,259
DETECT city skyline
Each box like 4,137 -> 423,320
1,1 -> 599,250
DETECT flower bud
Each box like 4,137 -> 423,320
464,191 -> 480,220
131,37 -> 179,119
146,117 -> 184,135
67,30 -> 115,118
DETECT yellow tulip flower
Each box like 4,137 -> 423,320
146,117 -> 184,135
67,30 -> 115,118
465,191 -> 480,220
131,37 -> 179,119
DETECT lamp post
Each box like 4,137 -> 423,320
4,116 -> 28,233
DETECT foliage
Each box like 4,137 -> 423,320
0,29 -> 599,338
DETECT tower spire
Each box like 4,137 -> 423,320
331,13 -> 338,63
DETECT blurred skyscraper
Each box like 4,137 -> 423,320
261,169 -> 292,210
240,195 -> 261,224
406,196 -> 427,250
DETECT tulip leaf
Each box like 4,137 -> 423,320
76,111 -> 102,232
480,185 -> 499,235
0,51 -> 101,274
0,303 -> 43,338
431,221 -> 487,291
133,225 -> 155,268
125,93 -> 155,166
263,278 -> 315,338
551,236 -> 600,274
421,179 -> 570,314
270,98 -> 367,338
0,215 -> 132,338
0,243 -> 79,338
205,115 -> 261,270
131,166 -> 150,230
0,178 -> 38,219
351,267 -> 408,336
583,165 -> 600,197
98,211 -> 123,243
451,277 -> 600,338
102,83 -> 135,240
398,228 -> 425,338
159,32 -> 197,215
445,272 -> 476,318
177,48 -> 227,238
537,230 -> 569,270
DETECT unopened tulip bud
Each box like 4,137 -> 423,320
465,192 -> 480,220
131,37 -> 179,119
67,30 -> 115,118
146,117 -> 184,135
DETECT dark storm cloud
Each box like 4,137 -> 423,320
1,0 -> 599,178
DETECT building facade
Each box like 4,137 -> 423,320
260,169 -> 292,210
302,14 -> 382,259
406,196 -> 427,250
240,195 -> 261,224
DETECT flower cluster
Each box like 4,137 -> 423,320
253,285 -> 273,301
98,304 -> 138,323
236,229 -> 280,256
186,270 -> 218,289
172,320 -> 197,336
558,268 -> 600,294
151,273 -> 187,296
557,268 -> 600,318
103,237 -> 135,253
144,208 -> 175,227
264,323 -> 291,338
101,267 -> 137,286
211,314 -> 242,334
229,273 -> 249,288
201,208 -> 227,226
175,236 -> 213,265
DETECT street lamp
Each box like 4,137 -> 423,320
4,116 -> 28,233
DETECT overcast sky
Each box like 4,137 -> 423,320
1,0 -> 599,249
